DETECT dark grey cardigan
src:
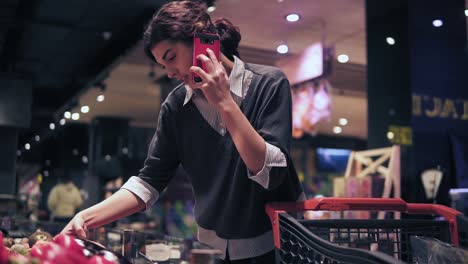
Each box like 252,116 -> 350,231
137,63 -> 303,239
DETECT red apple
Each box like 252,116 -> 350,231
31,241 -> 86,264
0,233 -> 9,264
88,254 -> 118,264
53,234 -> 85,257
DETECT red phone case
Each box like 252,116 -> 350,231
193,32 -> 220,83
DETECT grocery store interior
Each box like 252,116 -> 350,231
0,0 -> 467,263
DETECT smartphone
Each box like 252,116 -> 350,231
192,32 -> 220,83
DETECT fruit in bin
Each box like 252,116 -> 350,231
3,238 -> 13,248
28,231 -> 52,247
19,239 -> 28,249
52,234 -> 85,257
8,245 -> 29,257
7,253 -> 31,264
30,241 -> 87,264
1,233 -> 9,264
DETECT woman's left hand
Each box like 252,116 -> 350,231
190,48 -> 233,110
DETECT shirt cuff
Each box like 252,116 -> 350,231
248,142 -> 287,189
120,176 -> 159,211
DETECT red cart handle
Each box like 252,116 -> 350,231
266,198 -> 463,247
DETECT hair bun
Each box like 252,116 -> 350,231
214,18 -> 241,60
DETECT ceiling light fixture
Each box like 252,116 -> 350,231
276,44 -> 289,54
81,105 -> 90,113
206,0 -> 216,13
207,6 -> 216,12
25,143 -> 31,150
465,9 -> 468,17
72,113 -> 80,120
386,37 -> 396,45
97,94 -> 105,102
60,118 -> 66,126
102,31 -> 112,40
339,118 -> 348,126
35,135 -> 40,142
333,126 -> 342,134
64,111 -> 71,119
337,54 -> 349,63
286,14 -> 300,22
387,131 -> 395,140
49,123 -> 55,130
432,19 -> 443,27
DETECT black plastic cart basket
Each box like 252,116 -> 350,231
266,198 -> 467,264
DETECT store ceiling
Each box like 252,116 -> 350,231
73,0 -> 368,139
4,0 -> 368,150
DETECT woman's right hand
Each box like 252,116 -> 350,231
61,213 -> 88,239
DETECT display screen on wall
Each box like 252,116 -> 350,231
315,148 -> 351,172
291,80 -> 332,138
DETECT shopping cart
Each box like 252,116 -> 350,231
266,198 -> 467,264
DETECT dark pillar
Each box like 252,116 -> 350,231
83,117 -> 129,207
366,0 -> 413,204
0,75 -> 32,214
366,1 -> 412,149
408,0 -> 468,204
366,0 -> 467,204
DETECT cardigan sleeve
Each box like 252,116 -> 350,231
121,102 -> 180,209
252,71 -> 297,191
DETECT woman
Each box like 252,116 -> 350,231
62,1 -> 304,263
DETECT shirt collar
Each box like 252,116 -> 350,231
183,56 -> 245,106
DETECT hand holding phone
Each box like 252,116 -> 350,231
192,32 -> 220,83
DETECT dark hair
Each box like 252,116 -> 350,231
143,0 -> 241,62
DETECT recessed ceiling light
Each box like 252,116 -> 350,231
286,14 -> 300,22
64,111 -> 71,119
207,6 -> 216,13
25,143 -> 31,150
333,126 -> 342,134
339,118 -> 348,126
81,105 -> 90,113
465,9 -> 468,17
277,44 -> 289,54
122,147 -> 129,155
49,123 -> 55,130
60,118 -> 66,126
82,156 -> 88,164
35,135 -> 40,142
97,94 -> 105,102
387,131 -> 395,140
386,37 -> 396,45
432,19 -> 443,27
102,31 -> 112,40
72,113 -> 80,120
337,54 -> 349,63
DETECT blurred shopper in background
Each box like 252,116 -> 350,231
47,175 -> 83,223
62,1 -> 304,263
